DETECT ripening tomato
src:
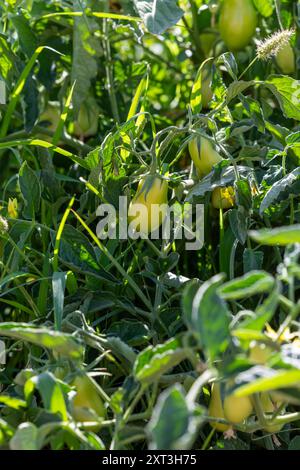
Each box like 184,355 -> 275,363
208,382 -> 230,432
39,102 -> 61,134
219,0 -> 258,51
223,393 -> 253,424
212,186 -> 235,209
71,374 -> 105,431
260,393 -> 284,433
276,43 -> 295,75
188,136 -> 223,177
128,174 -> 168,235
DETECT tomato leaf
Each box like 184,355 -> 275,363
133,0 -> 183,34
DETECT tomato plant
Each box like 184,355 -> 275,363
0,0 -> 300,454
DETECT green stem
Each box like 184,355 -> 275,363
274,0 -> 284,30
238,57 -> 258,81
103,19 -> 120,123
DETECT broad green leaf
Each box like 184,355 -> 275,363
0,396 -> 27,409
229,208 -> 247,245
253,0 -> 273,17
148,385 -> 203,450
26,372 -> 68,420
0,322 -> 83,359
243,248 -> 264,273
133,0 -> 183,34
219,271 -> 274,300
186,165 -> 253,201
289,437 -> 300,450
107,320 -> 150,346
217,53 -> 238,80
19,161 -> 41,219
260,168 -> 300,215
190,58 -> 213,114
234,368 -> 300,397
250,225 -> 300,245
236,285 -> 279,331
182,279 -> 202,329
10,423 -> 39,450
264,76 -> 300,121
11,13 -> 38,57
232,329 -> 270,342
134,338 -> 186,383
191,274 -> 231,361
226,81 -> 255,104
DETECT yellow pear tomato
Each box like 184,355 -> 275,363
71,373 -> 105,431
208,382 -> 230,432
128,174 -> 168,235
188,136 -> 223,177
223,393 -> 253,424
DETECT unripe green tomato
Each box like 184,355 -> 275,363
71,374 -> 105,431
38,102 -> 61,143
73,97 -> 99,138
188,136 -> 223,177
219,0 -> 257,51
212,186 -> 235,209
208,382 -> 230,432
199,33 -> 216,58
223,393 -> 253,424
276,43 -> 295,75
260,392 -> 284,433
128,174 -> 169,235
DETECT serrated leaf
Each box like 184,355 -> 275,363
265,76 -> 300,121
0,322 -> 83,358
134,0 -> 183,34
260,168 -> 300,215
226,81 -> 255,104
191,274 -> 231,361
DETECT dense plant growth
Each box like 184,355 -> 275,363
1,0 -> 300,451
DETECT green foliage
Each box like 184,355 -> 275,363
0,0 -> 300,452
